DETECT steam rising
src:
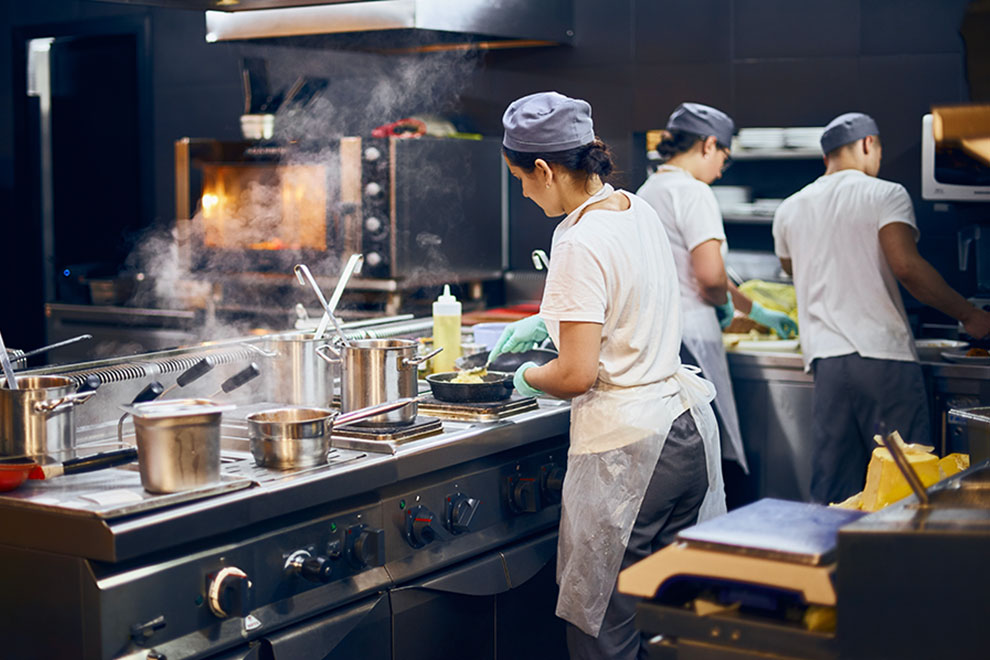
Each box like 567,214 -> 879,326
121,44 -> 487,343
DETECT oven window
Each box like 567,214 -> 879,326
199,164 -> 328,250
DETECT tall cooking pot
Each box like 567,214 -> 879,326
263,332 -> 337,406
0,375 -> 99,459
316,339 -> 440,426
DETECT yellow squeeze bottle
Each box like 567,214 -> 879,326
431,284 -> 462,373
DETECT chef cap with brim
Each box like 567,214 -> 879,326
820,112 -> 879,154
502,92 -> 595,153
665,102 -> 735,148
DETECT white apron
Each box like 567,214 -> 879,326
554,367 -> 726,637
682,306 -> 749,472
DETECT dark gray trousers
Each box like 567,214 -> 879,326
810,353 -> 930,505
565,409 -> 709,660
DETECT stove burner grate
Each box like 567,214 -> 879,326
416,394 -> 539,422
331,416 -> 444,454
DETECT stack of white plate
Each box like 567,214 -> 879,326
751,198 -> 785,216
783,127 -> 824,149
736,128 -> 786,150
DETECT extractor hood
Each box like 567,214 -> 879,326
201,0 -> 574,51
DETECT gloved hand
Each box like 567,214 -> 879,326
749,301 -> 799,338
715,293 -> 735,330
488,315 -> 549,362
513,361 -> 544,397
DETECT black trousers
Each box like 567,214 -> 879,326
810,353 -> 930,505
565,409 -> 709,660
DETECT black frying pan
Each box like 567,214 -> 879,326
455,348 -> 558,373
426,371 -> 515,403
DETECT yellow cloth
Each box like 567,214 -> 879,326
739,279 -> 798,322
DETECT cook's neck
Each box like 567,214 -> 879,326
562,176 -> 606,216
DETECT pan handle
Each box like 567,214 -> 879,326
33,390 -> 98,414
328,396 -> 422,429
315,343 -> 342,364
404,346 -> 443,366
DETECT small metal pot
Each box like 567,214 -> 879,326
248,397 -> 420,469
123,399 -> 233,494
316,339 -> 440,426
0,375 -> 99,459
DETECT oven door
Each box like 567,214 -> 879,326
389,530 -> 564,660
261,593 -> 391,660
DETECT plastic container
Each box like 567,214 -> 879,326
431,285 -> 461,373
471,322 -> 510,351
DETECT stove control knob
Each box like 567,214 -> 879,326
364,146 -> 382,162
365,216 -> 383,232
508,476 -> 541,513
405,505 -> 437,548
364,182 -> 383,198
445,493 -> 480,534
284,549 -> 336,583
207,566 -> 253,619
365,251 -> 383,267
541,464 -> 565,504
347,524 -> 385,568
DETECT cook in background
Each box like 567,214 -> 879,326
772,111 -> 990,505
636,102 -> 798,494
490,91 -> 726,660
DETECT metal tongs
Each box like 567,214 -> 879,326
315,253 -> 364,340
878,425 -> 930,507
294,263 -> 352,346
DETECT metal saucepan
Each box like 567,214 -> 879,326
316,339 -> 441,426
0,447 -> 138,492
263,332 -> 336,407
248,396 -> 419,469
426,371 -> 515,403
0,374 -> 101,459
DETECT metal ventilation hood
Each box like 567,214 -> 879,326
202,0 -> 574,51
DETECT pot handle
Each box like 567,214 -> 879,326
33,390 -> 98,415
330,396 -> 423,429
404,346 -> 443,366
315,343 -> 342,365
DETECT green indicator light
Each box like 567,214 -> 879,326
330,522 -> 337,532
399,499 -> 406,510
195,595 -> 204,606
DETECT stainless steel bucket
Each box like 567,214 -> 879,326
316,340 -> 440,426
264,332 -> 337,406
0,376 -> 97,458
125,399 -> 230,494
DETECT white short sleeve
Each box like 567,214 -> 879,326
677,186 -> 725,252
540,239 -> 606,324
877,184 -> 919,241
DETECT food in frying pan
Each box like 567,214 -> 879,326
451,369 -> 486,384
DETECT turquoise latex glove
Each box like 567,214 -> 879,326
715,292 -> 735,330
513,361 -> 544,397
489,315 -> 549,361
749,301 -> 799,338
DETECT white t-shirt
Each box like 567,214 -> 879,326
636,165 -> 728,316
772,169 -> 919,371
540,190 -> 682,387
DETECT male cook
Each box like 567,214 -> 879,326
772,112 -> 990,505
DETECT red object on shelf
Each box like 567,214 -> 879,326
463,304 -> 539,325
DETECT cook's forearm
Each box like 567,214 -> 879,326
523,359 -> 595,400
898,260 -> 977,322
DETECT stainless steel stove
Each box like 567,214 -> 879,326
0,343 -> 573,660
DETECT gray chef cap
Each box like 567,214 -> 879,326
820,112 -> 879,154
665,102 -> 735,148
502,92 -> 595,153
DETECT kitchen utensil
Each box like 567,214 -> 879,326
455,348 -> 557,374
0,375 -> 101,459
0,328 -> 18,390
878,430 -> 930,507
531,249 -> 550,271
6,334 -> 93,364
248,396 -> 418,469
207,363 -> 261,397
914,338 -> 968,362
940,349 -> 990,364
116,381 -> 166,446
0,447 -> 138,492
121,399 -> 234,494
294,263 -> 351,346
316,340 -> 441,425
159,356 -> 216,398
426,371 -> 515,403
315,253 -> 364,340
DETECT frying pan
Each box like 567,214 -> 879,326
454,348 -> 557,374
0,447 -> 138,492
426,371 -> 515,403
